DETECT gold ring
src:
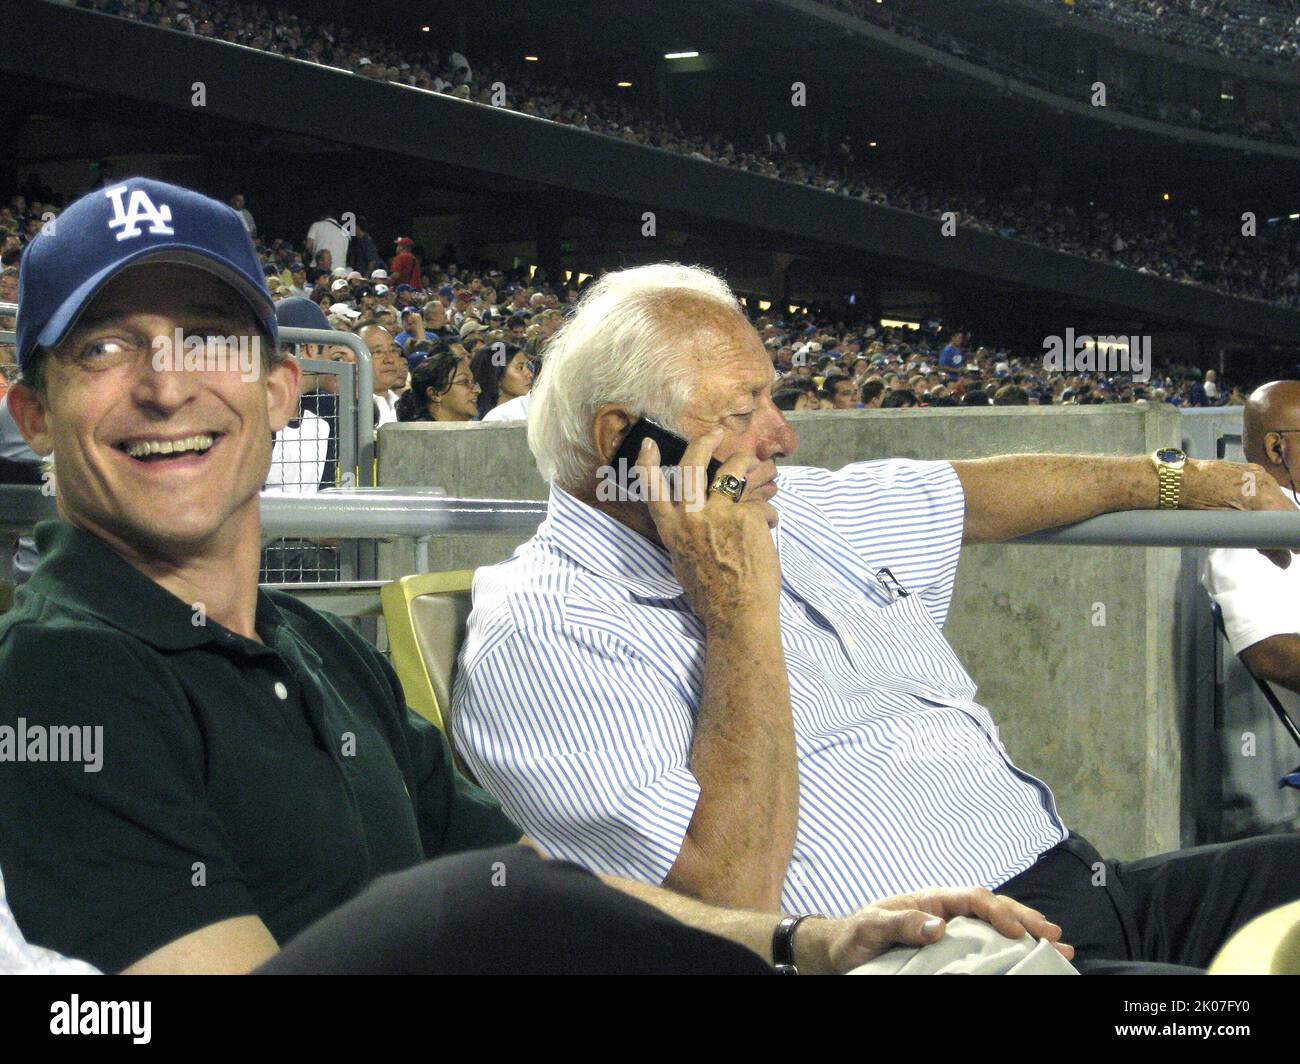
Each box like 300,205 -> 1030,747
709,473 -> 747,503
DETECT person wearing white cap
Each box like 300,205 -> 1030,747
370,269 -> 389,282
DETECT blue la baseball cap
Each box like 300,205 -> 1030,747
16,177 -> 276,371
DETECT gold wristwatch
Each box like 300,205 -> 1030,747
1151,447 -> 1187,510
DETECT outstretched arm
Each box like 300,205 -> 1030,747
953,453 -> 1295,567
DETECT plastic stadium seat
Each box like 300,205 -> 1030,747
380,569 -> 475,739
1208,900 -> 1300,974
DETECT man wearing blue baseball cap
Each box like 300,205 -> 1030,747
0,179 -> 1040,975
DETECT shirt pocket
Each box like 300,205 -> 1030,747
843,584 -> 978,704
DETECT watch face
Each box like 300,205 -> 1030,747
1156,448 -> 1185,463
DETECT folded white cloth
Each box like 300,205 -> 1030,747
848,916 -> 1078,975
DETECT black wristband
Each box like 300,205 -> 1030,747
771,913 -> 826,974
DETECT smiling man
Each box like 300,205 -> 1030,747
0,180 -> 1063,976
453,262 -> 1300,974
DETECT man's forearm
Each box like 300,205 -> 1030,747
604,873 -> 781,966
663,611 -> 798,911
953,453 -> 1159,544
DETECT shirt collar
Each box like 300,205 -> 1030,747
26,520 -> 286,653
541,485 -> 685,600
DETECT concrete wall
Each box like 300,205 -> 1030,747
379,405 -> 1188,860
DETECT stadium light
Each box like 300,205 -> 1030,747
1161,192 -> 1171,201
758,300 -> 772,311
420,25 -> 430,32
664,51 -> 700,60
868,141 -> 878,148
524,55 -> 539,62
617,81 -> 632,88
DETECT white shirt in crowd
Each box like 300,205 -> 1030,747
265,411 -> 329,494
479,393 -> 531,423
1202,493 -> 1300,724
374,390 -> 402,428
305,216 -> 350,268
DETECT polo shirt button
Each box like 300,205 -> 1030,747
273,681 -> 289,700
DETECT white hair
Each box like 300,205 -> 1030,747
528,263 -> 743,490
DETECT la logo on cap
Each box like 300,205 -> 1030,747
104,184 -> 174,242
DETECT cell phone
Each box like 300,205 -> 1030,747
610,418 -> 722,497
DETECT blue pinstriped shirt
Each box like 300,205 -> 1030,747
452,460 -> 1066,915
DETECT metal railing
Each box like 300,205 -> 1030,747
4,482 -> 1298,550
1018,510 -> 1300,549
278,325 -> 374,488
1,486 -> 547,571
1,301 -> 16,385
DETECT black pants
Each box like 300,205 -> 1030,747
997,832 -> 1300,974
254,845 -> 771,975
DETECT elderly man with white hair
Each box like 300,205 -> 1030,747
453,262 -> 1300,974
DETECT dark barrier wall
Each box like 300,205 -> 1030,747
6,1 -> 1300,344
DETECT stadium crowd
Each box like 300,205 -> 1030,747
1063,0 -> 1300,67
0,189 -> 1255,416
61,0 -> 1300,313
827,0 -> 1300,69
820,0 -> 1300,144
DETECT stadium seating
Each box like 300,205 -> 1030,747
380,569 -> 476,737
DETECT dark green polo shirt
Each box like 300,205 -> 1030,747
0,521 -> 520,973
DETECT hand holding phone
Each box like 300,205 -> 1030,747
611,418 -> 722,496
623,421 -> 783,626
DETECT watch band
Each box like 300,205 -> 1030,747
1152,449 -> 1186,510
772,913 -> 825,974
